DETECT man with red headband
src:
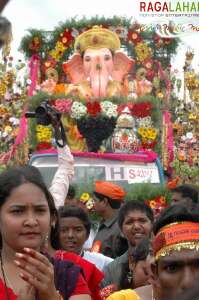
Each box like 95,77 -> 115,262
92,181 -> 126,258
133,204 -> 199,300
151,204 -> 199,300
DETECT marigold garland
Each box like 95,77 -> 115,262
36,125 -> 52,143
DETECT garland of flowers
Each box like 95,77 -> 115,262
145,195 -> 168,219
27,92 -> 162,152
20,16 -> 179,79
79,192 -> 94,211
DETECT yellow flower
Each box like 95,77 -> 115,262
99,145 -> 106,153
149,200 -> 156,209
138,127 -> 144,135
49,49 -> 63,61
135,42 -> 152,61
36,125 -> 43,131
36,125 -> 52,142
157,91 -> 164,99
55,41 -> 66,52
80,192 -> 90,203
141,128 -> 148,139
189,113 -> 196,120
147,128 -> 157,140
0,82 -> 7,96
4,126 -> 12,133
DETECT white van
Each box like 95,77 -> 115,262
29,150 -> 165,192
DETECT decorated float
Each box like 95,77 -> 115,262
1,16 -> 198,206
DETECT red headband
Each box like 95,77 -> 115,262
153,222 -> 199,260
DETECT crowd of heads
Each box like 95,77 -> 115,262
0,164 -> 198,300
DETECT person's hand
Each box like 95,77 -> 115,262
17,283 -> 35,300
15,248 -> 60,300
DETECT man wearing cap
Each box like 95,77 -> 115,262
92,180 -> 126,258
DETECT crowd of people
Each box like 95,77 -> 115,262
0,142 -> 198,300
0,2 -> 198,299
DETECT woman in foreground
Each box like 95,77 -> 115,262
0,165 -> 91,300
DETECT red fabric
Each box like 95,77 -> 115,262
55,250 -> 104,300
0,278 -> 17,300
0,261 -> 90,299
70,272 -> 90,296
0,270 -> 90,299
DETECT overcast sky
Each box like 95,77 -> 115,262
2,0 -> 199,75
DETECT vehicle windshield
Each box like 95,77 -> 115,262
30,155 -> 162,191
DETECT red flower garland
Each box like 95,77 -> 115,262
29,37 -> 41,52
86,101 -> 101,117
36,142 -> 52,151
127,30 -> 142,44
60,29 -> 74,46
141,139 -> 157,150
131,102 -> 152,118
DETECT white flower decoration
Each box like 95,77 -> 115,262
101,101 -> 118,118
9,117 -> 20,125
71,101 -> 87,119
137,116 -> 153,128
186,132 -> 193,140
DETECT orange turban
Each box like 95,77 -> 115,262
94,181 -> 126,201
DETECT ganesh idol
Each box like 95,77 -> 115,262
55,25 -> 134,99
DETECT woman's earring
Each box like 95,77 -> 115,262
127,269 -> 133,284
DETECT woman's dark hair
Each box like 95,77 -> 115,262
58,205 -> 91,237
50,208 -> 60,250
119,237 -> 151,289
153,204 -> 199,235
93,191 -> 121,209
0,165 -> 57,248
118,201 -> 154,230
113,235 -> 128,257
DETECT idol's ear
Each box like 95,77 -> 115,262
62,53 -> 86,84
112,51 -> 135,82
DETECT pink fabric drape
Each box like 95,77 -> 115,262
163,111 -> 174,170
34,149 -> 158,163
